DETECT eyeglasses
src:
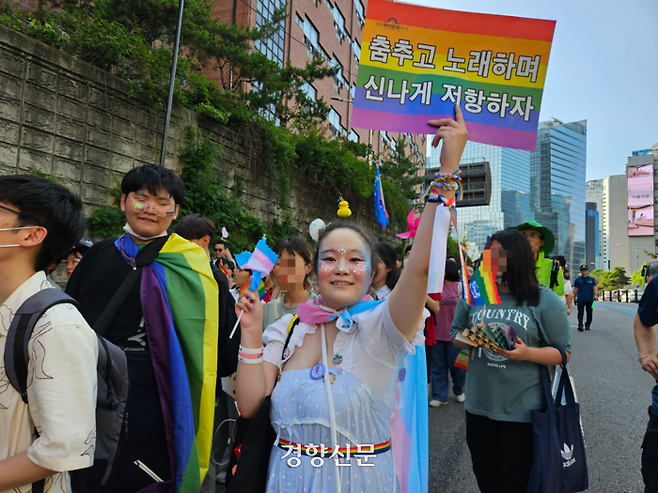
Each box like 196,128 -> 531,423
130,199 -> 175,218
0,204 -> 21,215
0,203 -> 37,224
523,232 -> 542,239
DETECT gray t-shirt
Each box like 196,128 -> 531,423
450,287 -> 572,423
262,293 -> 318,332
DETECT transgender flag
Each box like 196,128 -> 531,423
234,237 -> 278,291
390,345 -> 429,493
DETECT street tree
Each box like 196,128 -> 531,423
607,267 -> 630,289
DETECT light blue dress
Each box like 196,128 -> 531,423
261,301 -> 426,493
267,368 -> 396,492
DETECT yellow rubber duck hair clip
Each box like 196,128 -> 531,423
337,196 -> 352,218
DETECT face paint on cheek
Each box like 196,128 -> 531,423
318,262 -> 334,274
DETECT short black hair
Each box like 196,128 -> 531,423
214,239 -> 227,248
0,175 -> 85,272
121,165 -> 185,205
174,214 -> 216,241
489,229 -> 540,307
445,259 -> 460,282
372,242 -> 401,289
404,245 -> 413,254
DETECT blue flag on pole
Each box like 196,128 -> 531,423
375,166 -> 389,228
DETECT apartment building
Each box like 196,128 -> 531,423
210,0 -> 427,166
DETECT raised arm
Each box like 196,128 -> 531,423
389,105 -> 468,341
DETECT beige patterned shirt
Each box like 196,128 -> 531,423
0,271 -> 98,493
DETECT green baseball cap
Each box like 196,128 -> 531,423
510,220 -> 555,255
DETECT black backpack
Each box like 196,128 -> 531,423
4,289 -> 129,493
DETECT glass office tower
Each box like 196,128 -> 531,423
531,119 -> 587,270
428,142 -> 533,259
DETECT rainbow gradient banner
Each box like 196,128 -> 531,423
351,0 -> 556,151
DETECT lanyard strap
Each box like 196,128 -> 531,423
321,323 -> 341,493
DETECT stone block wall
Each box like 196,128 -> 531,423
0,23 -> 396,253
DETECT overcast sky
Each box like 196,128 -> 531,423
414,0 -> 658,181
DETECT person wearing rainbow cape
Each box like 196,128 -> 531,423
66,165 -> 218,493
232,106 -> 468,492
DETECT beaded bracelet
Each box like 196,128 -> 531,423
419,169 -> 463,202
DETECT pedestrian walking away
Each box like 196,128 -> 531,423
573,264 -> 598,331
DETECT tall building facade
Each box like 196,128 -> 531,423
586,179 -> 606,269
625,148 -> 658,275
530,119 -> 587,270
585,202 -> 599,270
210,0 -> 427,166
428,142 -> 532,259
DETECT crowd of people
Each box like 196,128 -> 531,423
0,105 -> 655,493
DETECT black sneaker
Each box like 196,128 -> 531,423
585,326 -> 591,331
578,326 -> 584,332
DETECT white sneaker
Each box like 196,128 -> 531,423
455,393 -> 465,403
429,400 -> 448,408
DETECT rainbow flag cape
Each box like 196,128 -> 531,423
351,0 -> 555,151
117,234 -> 218,492
390,346 -> 428,493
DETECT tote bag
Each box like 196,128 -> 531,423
527,345 -> 588,493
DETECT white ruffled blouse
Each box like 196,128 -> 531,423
262,299 -> 426,409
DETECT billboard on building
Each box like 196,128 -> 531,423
628,164 -> 654,236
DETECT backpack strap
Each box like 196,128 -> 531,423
94,235 -> 168,336
4,289 -> 80,405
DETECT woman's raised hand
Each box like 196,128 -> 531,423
236,290 -> 263,335
428,104 -> 469,171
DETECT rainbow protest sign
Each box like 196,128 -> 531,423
351,0 -> 555,151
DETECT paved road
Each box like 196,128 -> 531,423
428,301 -> 655,493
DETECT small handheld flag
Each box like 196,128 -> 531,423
231,237 -> 279,338
374,165 -> 389,228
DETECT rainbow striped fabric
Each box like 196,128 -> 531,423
118,234 -> 218,492
469,250 -> 502,305
351,0 -> 555,150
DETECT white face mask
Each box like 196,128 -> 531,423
0,225 -> 36,248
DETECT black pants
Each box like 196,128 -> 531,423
466,411 -> 534,493
577,300 -> 594,328
101,351 -> 171,493
425,344 -> 433,383
642,406 -> 658,493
